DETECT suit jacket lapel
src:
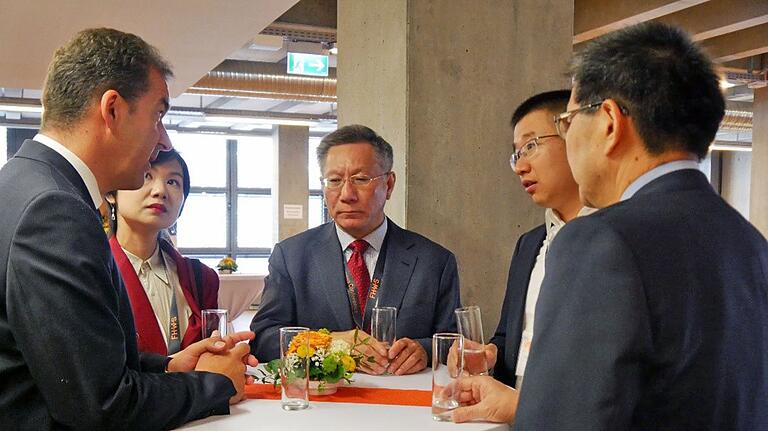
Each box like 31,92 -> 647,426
311,223 -> 351,328
507,226 -> 546,345
378,220 -> 417,311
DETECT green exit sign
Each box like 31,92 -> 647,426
287,52 -> 329,77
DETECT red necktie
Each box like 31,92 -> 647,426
347,239 -> 371,321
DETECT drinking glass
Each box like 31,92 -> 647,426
201,309 -> 228,338
455,305 -> 489,376
432,332 -> 463,421
371,306 -> 397,348
279,326 -> 310,411
371,306 -> 397,374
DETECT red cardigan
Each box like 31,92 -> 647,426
109,235 -> 219,355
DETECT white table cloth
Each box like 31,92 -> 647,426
179,368 -> 510,430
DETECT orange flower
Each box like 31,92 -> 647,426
288,330 -> 332,354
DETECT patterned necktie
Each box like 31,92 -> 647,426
347,239 -> 371,321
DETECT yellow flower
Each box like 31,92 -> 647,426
296,344 -> 316,358
288,330 -> 332,354
341,354 -> 356,372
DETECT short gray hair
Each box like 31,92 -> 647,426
316,124 -> 394,172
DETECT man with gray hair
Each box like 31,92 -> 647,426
452,22 -> 768,429
251,124 -> 461,375
0,28 -> 255,430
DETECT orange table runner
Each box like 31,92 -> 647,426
245,384 -> 431,407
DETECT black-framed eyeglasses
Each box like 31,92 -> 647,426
320,172 -> 391,189
554,100 -> 629,138
509,134 -> 561,168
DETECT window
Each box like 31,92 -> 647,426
173,133 -> 274,273
308,137 -> 326,229
0,127 -> 7,168
170,130 -> 329,273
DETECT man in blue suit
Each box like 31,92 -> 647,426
453,22 -> 768,429
484,90 -> 594,389
251,124 -> 461,375
0,28 -> 255,430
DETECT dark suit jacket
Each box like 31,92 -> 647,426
0,140 -> 234,430
515,169 -> 768,430
250,219 -> 461,361
489,225 -> 545,387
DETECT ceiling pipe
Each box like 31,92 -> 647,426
186,60 -> 336,103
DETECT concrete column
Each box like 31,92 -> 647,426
273,125 -> 309,241
338,0 -> 574,338
750,87 -> 768,236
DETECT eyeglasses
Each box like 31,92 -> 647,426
553,101 -> 604,138
554,100 -> 629,138
321,172 -> 391,189
510,135 -> 561,168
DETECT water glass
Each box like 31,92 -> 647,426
279,326 -> 310,411
432,332 -> 463,421
455,305 -> 489,376
371,306 -> 397,348
201,309 -> 228,338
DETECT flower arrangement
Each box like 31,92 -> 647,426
216,256 -> 238,273
261,328 -> 368,394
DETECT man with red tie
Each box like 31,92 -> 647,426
251,124 -> 461,375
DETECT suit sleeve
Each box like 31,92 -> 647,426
513,218 -> 652,430
250,242 -> 295,361
6,191 -> 234,430
416,252 -> 461,355
490,235 -> 525,378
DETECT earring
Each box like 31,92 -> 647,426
110,205 -> 116,221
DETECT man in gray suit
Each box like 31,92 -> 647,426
0,28 -> 255,430
452,22 -> 768,429
251,124 -> 461,375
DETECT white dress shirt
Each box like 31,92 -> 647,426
123,246 -> 191,346
335,218 -> 389,282
33,133 -> 103,209
515,206 -> 596,389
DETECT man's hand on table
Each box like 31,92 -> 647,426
451,375 -> 519,424
167,330 -> 259,374
387,338 -> 427,375
332,329 -> 389,375
195,342 -> 254,404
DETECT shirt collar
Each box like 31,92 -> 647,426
122,245 -> 168,284
620,159 -> 700,201
34,133 -> 103,208
544,207 -> 596,238
336,218 -> 388,252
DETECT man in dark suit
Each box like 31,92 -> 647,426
0,28 -> 255,430
453,22 -> 768,429
251,124 -> 461,375
485,90 -> 593,389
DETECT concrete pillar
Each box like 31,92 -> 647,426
750,87 -> 768,236
338,0 -> 574,338
273,125 -> 309,241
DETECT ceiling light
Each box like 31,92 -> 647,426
0,103 -> 43,113
205,116 -> 318,127
710,143 -> 752,152
719,79 -> 737,90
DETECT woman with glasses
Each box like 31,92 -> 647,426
106,149 -> 220,355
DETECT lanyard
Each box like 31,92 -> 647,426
344,235 -> 389,331
155,252 -> 181,355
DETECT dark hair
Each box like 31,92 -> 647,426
107,148 -> 189,235
41,27 -> 173,130
316,124 -> 394,172
511,90 -> 571,128
571,22 -> 724,160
